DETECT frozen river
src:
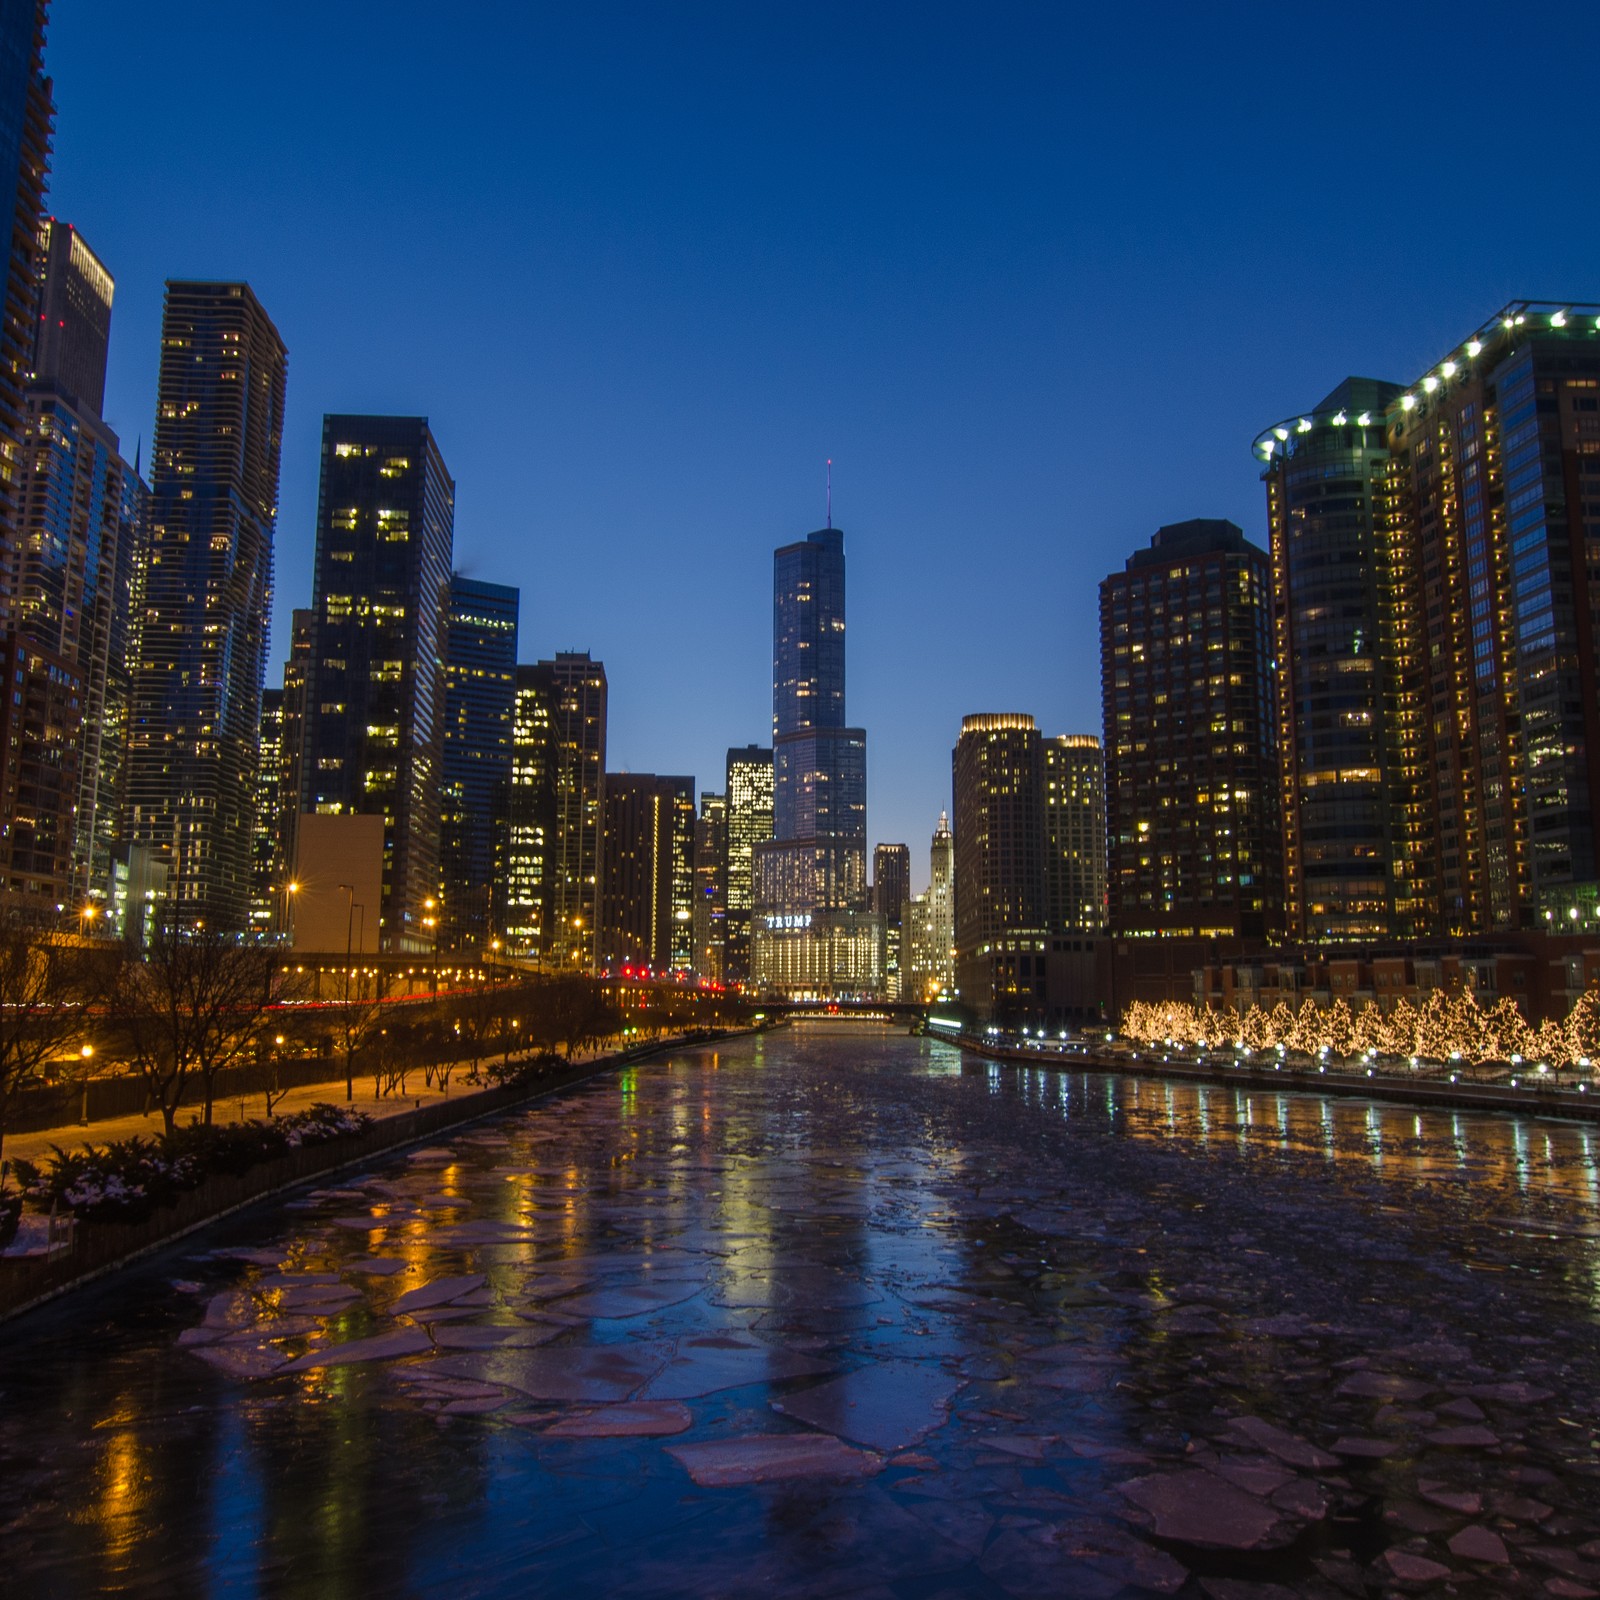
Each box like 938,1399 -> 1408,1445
3,1024 -> 1599,1597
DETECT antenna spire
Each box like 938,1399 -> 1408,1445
826,458 -> 832,530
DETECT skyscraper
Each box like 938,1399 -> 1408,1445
1042,735 -> 1107,935
440,576 -> 518,950
952,715 -> 1048,1019
122,282 -> 287,930
1257,377 -> 1425,942
904,810 -> 956,1002
753,526 -> 877,996
33,218 -> 109,415
873,842 -> 910,999
666,777 -> 696,972
722,743 -> 772,983
1099,519 -> 1281,939
1384,304 -> 1600,929
249,686 -> 284,935
544,652 -> 604,972
692,790 -> 727,982
300,416 -> 454,951
275,608 -> 314,909
6,223 -> 143,907
600,772 -> 693,972
0,0 -> 49,611
1253,303 -> 1600,937
505,663 -> 556,960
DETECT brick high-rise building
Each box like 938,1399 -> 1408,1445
301,416 -> 454,951
1099,520 -> 1281,940
122,282 -> 287,930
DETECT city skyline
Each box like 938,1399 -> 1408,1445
43,1 -> 1600,875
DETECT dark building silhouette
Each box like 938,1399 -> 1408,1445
33,217 -> 109,415
122,282 -> 287,930
440,576 -> 518,950
1099,519 -> 1281,940
301,416 -> 454,951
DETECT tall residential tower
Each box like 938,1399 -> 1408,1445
122,282 -> 287,930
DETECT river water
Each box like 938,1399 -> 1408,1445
2,1024 -> 1599,1597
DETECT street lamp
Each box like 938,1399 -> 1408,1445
78,903 -> 99,939
281,879 -> 299,943
78,1043 -> 94,1125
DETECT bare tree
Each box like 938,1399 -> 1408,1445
0,913 -> 111,1167
110,923 -> 281,1133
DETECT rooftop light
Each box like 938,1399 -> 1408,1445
1552,310 -> 1568,328
1297,417 -> 1312,433
1356,411 -> 1371,426
1423,375 -> 1440,393
1332,410 -> 1348,425
1467,339 -> 1483,357
1401,394 -> 1416,411
1441,360 -> 1457,378
1273,426 -> 1289,441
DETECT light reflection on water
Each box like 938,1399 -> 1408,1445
1005,1060 -> 1599,1206
0,1028 -> 1596,1598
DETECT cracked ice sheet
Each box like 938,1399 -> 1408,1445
769,1359 -> 964,1451
426,1341 -> 674,1402
641,1336 -> 836,1399
666,1434 -> 883,1487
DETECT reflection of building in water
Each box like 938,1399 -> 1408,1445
1111,1075 -> 1599,1205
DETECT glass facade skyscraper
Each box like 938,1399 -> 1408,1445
754,525 -> 877,995
441,575 -> 518,950
301,415 -> 455,951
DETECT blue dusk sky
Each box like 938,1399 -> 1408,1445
47,0 -> 1600,887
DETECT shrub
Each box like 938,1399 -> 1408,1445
9,1105 -> 373,1224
